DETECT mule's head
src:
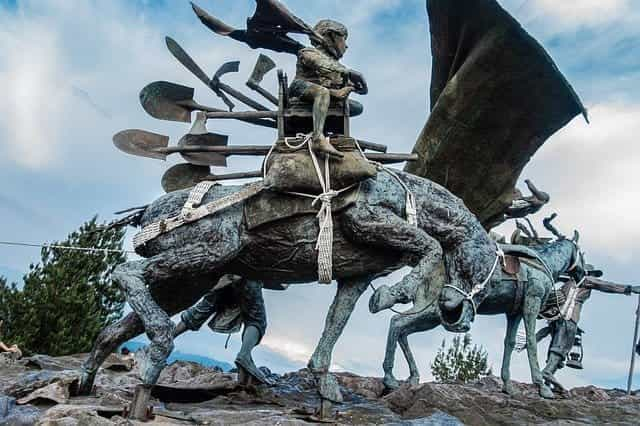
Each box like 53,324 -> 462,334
438,286 -> 476,332
541,213 -> 587,282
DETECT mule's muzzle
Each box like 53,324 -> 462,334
439,287 -> 475,332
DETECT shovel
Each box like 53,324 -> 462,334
139,81 -> 276,128
161,163 -> 262,193
113,129 -> 273,165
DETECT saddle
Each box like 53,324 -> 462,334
244,184 -> 360,230
263,135 -> 377,194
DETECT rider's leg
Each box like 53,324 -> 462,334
299,84 -> 343,158
235,279 -> 270,384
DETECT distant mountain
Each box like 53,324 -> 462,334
120,340 -> 233,372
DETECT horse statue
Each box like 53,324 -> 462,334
78,0 -> 586,417
376,215 -> 587,398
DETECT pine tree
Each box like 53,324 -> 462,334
0,217 -> 126,356
431,334 -> 491,383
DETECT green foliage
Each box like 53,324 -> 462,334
431,334 -> 491,383
0,217 -> 126,356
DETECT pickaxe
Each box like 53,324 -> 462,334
165,37 -> 270,112
247,54 -> 278,106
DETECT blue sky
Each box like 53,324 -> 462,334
1,0 -> 639,390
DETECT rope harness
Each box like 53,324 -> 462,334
442,244 -> 505,315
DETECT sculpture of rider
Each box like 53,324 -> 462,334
173,275 -> 271,384
289,19 -> 368,158
539,266 -> 640,390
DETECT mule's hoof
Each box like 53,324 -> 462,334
369,285 -> 394,313
502,382 -> 516,396
408,375 -> 420,386
539,383 -> 554,399
383,374 -> 400,390
77,371 -> 96,396
318,373 -> 343,403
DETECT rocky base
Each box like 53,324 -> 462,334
1,354 -> 639,425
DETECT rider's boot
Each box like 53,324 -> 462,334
235,326 -> 271,385
313,134 -> 344,159
542,353 -> 565,391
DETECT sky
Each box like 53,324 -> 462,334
0,0 -> 639,390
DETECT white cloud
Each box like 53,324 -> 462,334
0,19 -> 69,168
531,0 -> 631,27
517,102 -> 640,261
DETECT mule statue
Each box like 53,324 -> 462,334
79,0 -> 588,417
374,215 -> 587,398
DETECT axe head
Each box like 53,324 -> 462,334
113,129 -> 169,160
249,54 -> 276,85
212,61 -> 240,84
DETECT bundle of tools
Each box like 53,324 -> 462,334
114,35 -> 417,193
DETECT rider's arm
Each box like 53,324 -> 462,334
0,341 -> 12,352
299,48 -> 349,75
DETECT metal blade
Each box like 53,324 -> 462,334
113,129 -> 169,160
165,37 -> 211,87
213,61 -> 240,81
178,133 -> 229,167
139,81 -> 195,123
249,54 -> 276,85
161,163 -> 212,193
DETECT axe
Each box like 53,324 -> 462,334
165,37 -> 269,112
247,54 -> 278,106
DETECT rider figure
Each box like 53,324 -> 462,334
173,275 -> 270,384
539,267 -> 640,389
289,19 -> 368,158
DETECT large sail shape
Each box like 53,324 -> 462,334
406,0 -> 586,228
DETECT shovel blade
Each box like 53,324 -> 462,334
113,129 -> 169,160
178,133 -> 229,167
139,81 -> 195,123
161,163 -> 212,193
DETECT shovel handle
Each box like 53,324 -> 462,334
247,80 -> 279,106
205,111 -> 278,120
158,145 -> 271,156
203,170 -> 263,182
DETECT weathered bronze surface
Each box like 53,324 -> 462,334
247,54 -> 278,105
139,81 -> 277,127
406,0 -> 586,228
113,129 -> 169,161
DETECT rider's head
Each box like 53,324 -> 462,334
312,19 -> 348,59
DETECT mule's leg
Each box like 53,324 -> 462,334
79,271 -> 224,395
342,206 -> 442,312
113,260 -> 175,386
79,312 -> 143,395
308,278 -> 369,417
383,314 -> 411,389
399,334 -> 420,386
501,314 -> 522,396
522,275 -> 554,399
383,310 -> 440,390
369,241 -> 442,313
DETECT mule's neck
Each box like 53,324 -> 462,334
534,239 -> 575,279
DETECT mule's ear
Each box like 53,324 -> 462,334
572,230 -> 580,243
